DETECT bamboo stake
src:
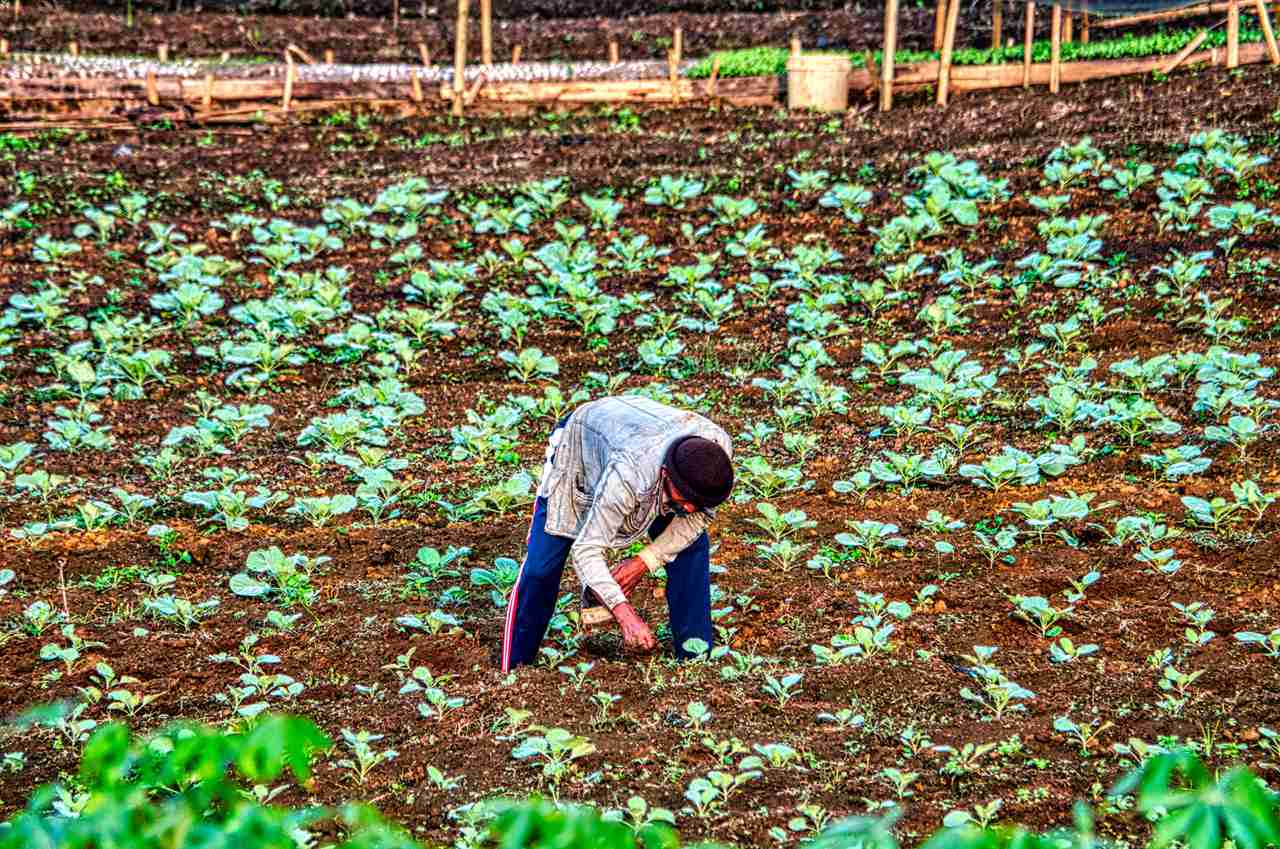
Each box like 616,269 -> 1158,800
453,0 -> 468,117
393,0 -> 400,29
287,43 -> 317,64
480,0 -> 492,65
1081,10 -> 1090,42
69,41 -> 79,57
1257,0 -> 1280,64
145,71 -> 159,105
882,0 -> 899,111
1,39 -> 8,57
673,26 -> 683,63
993,0 -> 1003,50
1023,1 -> 1035,86
324,48 -> 335,63
203,72 -> 213,109
708,54 -> 721,99
934,0 -> 947,51
511,44 -> 522,63
158,43 -> 168,62
1050,2 -> 1062,92
1064,10 -> 1073,43
282,51 -> 295,112
13,0 -> 20,19
418,42 -> 430,65
1098,1 -> 1225,28
1161,29 -> 1209,72
937,0 -> 962,104
411,69 -> 423,102
221,50 -> 231,62
790,34 -> 802,57
668,48 -> 679,103
1227,0 -> 1240,67
609,38 -> 619,64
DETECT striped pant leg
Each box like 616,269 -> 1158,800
500,496 -> 574,672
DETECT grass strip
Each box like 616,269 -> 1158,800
686,25 -> 1265,78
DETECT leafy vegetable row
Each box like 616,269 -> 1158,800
687,25 -> 1265,78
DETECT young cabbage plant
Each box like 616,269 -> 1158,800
336,729 -> 397,786
230,547 -> 330,606
142,595 -> 220,630
1049,637 -> 1099,663
470,557 -> 520,608
747,502 -> 816,542
1235,628 -> 1280,660
643,175 -> 704,210
511,727 -> 596,802
1009,594 -> 1073,638
762,673 -> 803,708
835,521 -> 907,567
957,646 -> 1035,719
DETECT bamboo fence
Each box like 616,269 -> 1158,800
0,39 -> 1269,129
1,0 -> 1278,132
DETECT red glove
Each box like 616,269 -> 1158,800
611,555 -> 648,598
610,602 -> 657,652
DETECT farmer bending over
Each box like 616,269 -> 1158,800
500,396 -> 734,672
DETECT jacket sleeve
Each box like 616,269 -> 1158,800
637,512 -> 710,572
568,464 -> 636,611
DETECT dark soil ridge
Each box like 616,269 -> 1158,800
53,0 -> 860,19
4,7 -> 965,65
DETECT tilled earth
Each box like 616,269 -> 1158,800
7,6 -> 975,65
0,60 -> 1278,847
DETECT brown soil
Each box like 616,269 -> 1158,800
7,6 -> 983,65
0,58 -> 1278,847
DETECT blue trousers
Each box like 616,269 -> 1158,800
500,496 -> 712,672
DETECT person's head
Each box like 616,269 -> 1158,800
661,435 -> 734,514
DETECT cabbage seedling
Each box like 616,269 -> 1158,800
511,727 -> 596,801
1235,629 -> 1280,659
1204,414 -> 1263,460
762,673 -> 803,708
1054,715 -> 1114,756
1010,595 -> 1073,638
973,526 -> 1019,567
1172,602 -> 1216,648
1048,637 -> 1098,663
39,625 -> 104,676
286,494 -> 357,528
470,557 -> 521,608
644,175 -> 704,210
1181,494 -> 1240,532
836,521 -> 907,567
880,768 -> 921,799
958,646 -> 1034,719
142,595 -> 220,630
336,729 -> 397,785
748,503 -> 816,542
230,547 -> 329,606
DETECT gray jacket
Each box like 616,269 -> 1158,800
538,396 -> 733,610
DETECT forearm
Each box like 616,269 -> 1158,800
570,542 -> 627,610
638,513 -> 709,571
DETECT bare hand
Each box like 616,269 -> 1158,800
611,556 -> 647,598
610,602 -> 657,653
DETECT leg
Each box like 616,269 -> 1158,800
501,497 -> 574,672
662,530 -> 713,659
